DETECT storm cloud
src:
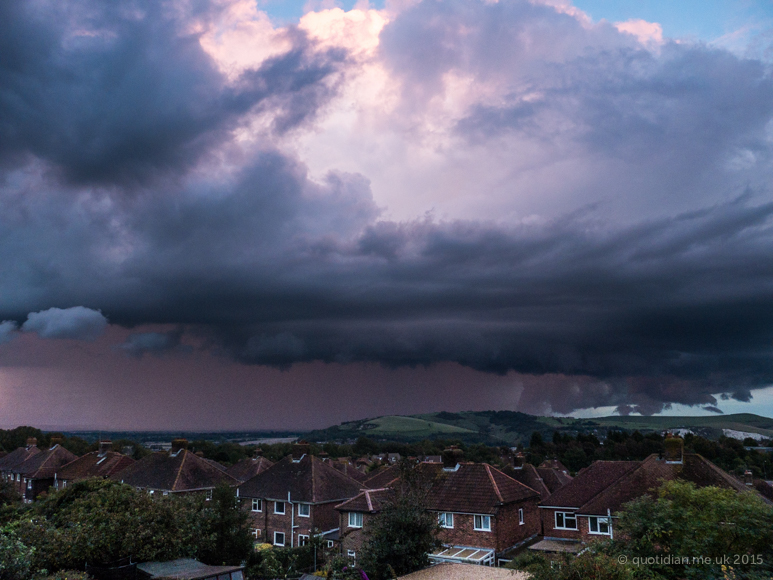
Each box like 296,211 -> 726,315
1,0 -> 773,418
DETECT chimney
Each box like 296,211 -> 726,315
442,446 -> 463,470
171,438 -> 188,453
254,448 -> 263,457
664,436 -> 684,464
26,437 -> 38,448
292,441 -> 311,461
195,451 -> 205,457
98,440 -> 112,456
744,470 -> 753,486
49,436 -> 63,448
318,451 -> 329,462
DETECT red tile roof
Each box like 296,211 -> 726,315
15,445 -> 78,479
225,456 -> 274,483
418,462 -> 540,514
507,464 -> 551,500
536,467 -> 572,494
332,461 -> 369,483
114,449 -> 238,492
0,446 -> 41,471
363,465 -> 400,489
540,460 -> 640,509
56,451 -> 135,482
238,454 -> 364,504
335,488 -> 393,513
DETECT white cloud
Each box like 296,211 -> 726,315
22,307 -> 108,341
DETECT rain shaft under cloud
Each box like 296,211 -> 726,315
1,0 -> 773,421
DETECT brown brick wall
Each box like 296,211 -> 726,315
494,499 -> 540,551
339,511 -> 372,555
437,512 -> 497,550
241,497 -> 343,547
540,508 -> 583,541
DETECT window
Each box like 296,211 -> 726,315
275,501 -> 285,514
16,474 -> 20,482
149,490 -> 154,495
438,512 -> 454,528
474,515 -> 491,531
163,491 -> 169,496
327,540 -> 335,548
251,528 -> 260,538
274,531 -> 285,546
347,550 -> 356,561
298,503 -> 310,517
252,498 -> 262,512
519,508 -> 524,525
348,512 -> 363,528
588,516 -> 610,535
206,489 -> 213,500
298,534 -> 309,546
555,512 -> 577,530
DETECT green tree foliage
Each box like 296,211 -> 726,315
508,548 -> 650,580
616,480 -> 773,580
358,461 -> 440,580
0,525 -> 34,580
198,483 -> 252,566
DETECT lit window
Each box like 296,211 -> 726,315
252,498 -> 262,512
274,532 -> 285,546
555,512 -> 577,530
588,516 -> 610,535
519,508 -> 524,525
438,512 -> 454,528
298,534 -> 309,546
474,514 -> 491,531
298,503 -> 310,517
348,512 -> 363,528
275,501 -> 285,514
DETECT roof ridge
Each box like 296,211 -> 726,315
366,490 -> 373,511
485,464 -> 504,503
172,450 -> 186,491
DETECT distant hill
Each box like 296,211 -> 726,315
303,411 -> 773,445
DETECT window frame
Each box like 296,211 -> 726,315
348,511 -> 364,528
252,498 -> 262,512
473,514 -> 492,531
274,501 -> 285,515
555,511 -> 578,530
438,512 -> 454,528
298,534 -> 310,546
519,508 -> 524,525
298,503 -> 310,517
588,516 -> 611,535
273,531 -> 285,546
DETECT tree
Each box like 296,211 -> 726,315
358,461 -> 440,580
198,483 -> 253,566
0,525 -> 34,580
616,480 -> 773,580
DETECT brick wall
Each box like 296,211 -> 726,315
437,512 -> 498,550
540,508 -> 583,541
242,497 -> 344,547
339,511 -> 372,555
494,498 -> 540,551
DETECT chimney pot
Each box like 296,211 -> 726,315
98,441 -> 112,456
442,446 -> 463,470
26,437 -> 38,448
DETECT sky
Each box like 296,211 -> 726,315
1,0 -> 773,430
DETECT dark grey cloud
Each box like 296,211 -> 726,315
0,321 -> 18,345
1,0 -> 773,416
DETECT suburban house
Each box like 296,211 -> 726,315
335,487 -> 393,562
419,456 -> 542,566
54,441 -> 135,490
507,464 -> 553,501
6,439 -> 78,501
0,438 -> 41,486
237,443 -> 365,549
535,437 -> 767,552
225,455 -> 274,483
114,439 -> 238,496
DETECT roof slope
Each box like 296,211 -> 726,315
363,465 -> 400,489
542,460 -> 640,509
508,464 -> 551,500
16,445 -> 78,479
225,456 -> 274,482
418,462 -> 540,514
238,454 -> 364,503
335,487 -> 394,513
114,450 -> 238,491
536,467 -> 572,494
57,451 -> 135,482
0,446 -> 41,471
332,461 -> 369,483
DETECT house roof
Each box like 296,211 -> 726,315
15,445 -> 78,479
332,461 -> 369,483
56,450 -> 135,482
508,464 -> 551,500
237,454 -> 364,503
114,449 -> 238,491
335,487 -> 393,513
0,446 -> 41,471
363,464 -> 400,489
136,558 -> 243,580
543,453 -> 765,516
418,462 -> 540,514
539,459 -> 570,474
225,456 -> 274,483
536,467 -> 573,494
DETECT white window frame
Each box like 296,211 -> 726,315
347,549 -> 356,561
273,531 -> 285,546
298,503 -> 310,517
274,501 -> 285,514
588,516 -> 611,535
205,489 -> 212,500
519,508 -> 524,525
298,534 -> 309,546
252,498 -> 262,512
555,511 -> 578,530
473,514 -> 491,531
251,528 -> 260,538
327,540 -> 335,548
348,512 -> 363,528
438,512 -> 454,528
